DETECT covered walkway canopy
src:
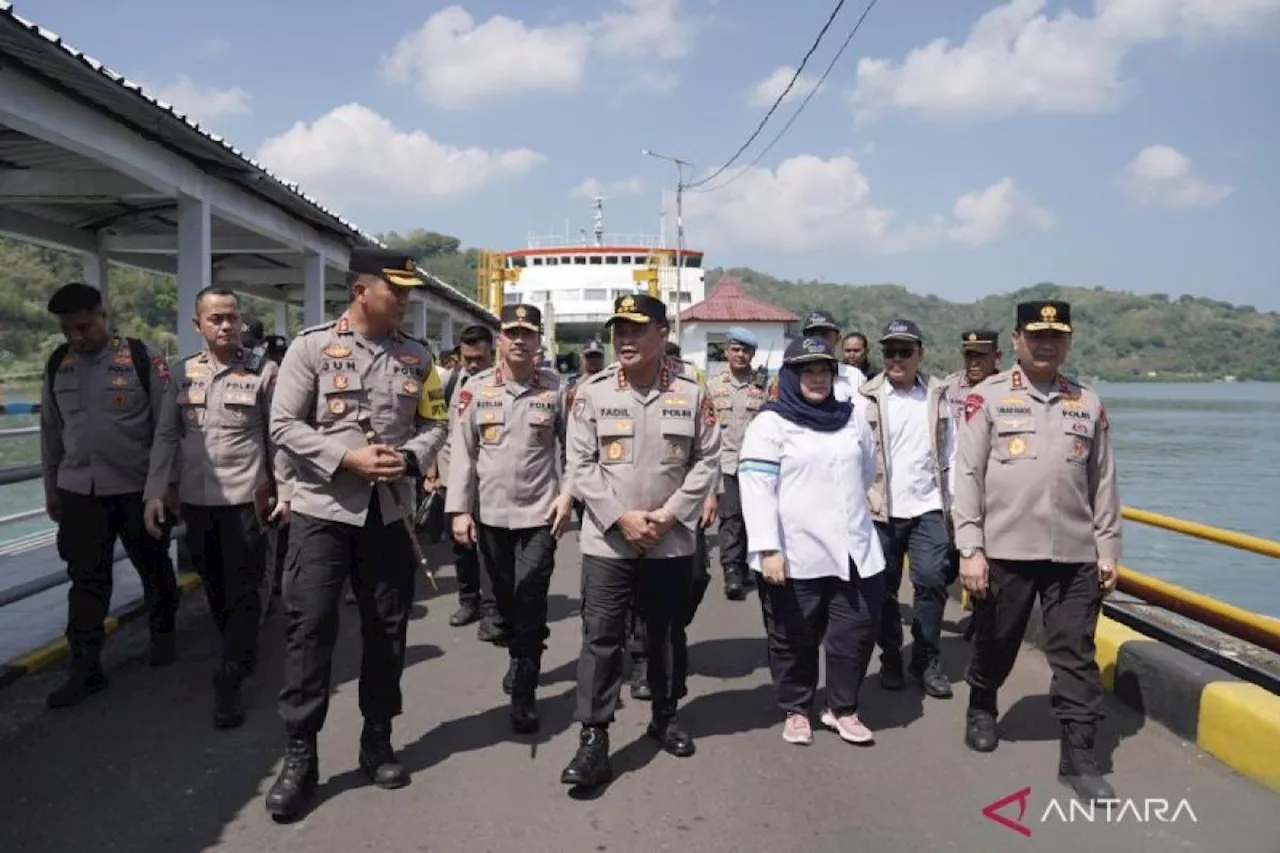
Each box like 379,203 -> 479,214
0,2 -> 494,356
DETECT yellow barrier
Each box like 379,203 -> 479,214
1119,506 -> 1280,654
1122,507 -> 1280,560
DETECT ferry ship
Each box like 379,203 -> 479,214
490,197 -> 707,366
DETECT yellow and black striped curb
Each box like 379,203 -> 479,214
0,572 -> 203,689
952,583 -> 1280,794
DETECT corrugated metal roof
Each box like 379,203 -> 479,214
0,1 -> 496,324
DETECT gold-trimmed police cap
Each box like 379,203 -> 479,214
350,247 -> 423,288
1017,300 -> 1072,333
606,292 -> 667,327
961,329 -> 1000,349
501,303 -> 543,332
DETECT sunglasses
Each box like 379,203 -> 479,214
881,346 -> 917,360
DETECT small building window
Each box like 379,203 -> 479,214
605,255 -> 618,264
573,256 -> 587,265
504,292 -> 521,305
589,255 -> 603,265
584,288 -> 608,301
532,257 -> 544,265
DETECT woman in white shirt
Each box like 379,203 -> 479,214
739,336 -> 888,746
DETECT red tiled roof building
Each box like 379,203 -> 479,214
678,277 -> 799,324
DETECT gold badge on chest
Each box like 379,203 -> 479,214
1008,436 -> 1027,456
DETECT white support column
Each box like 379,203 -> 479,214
303,253 -> 326,327
80,243 -> 110,308
410,298 -> 427,339
440,314 -> 455,351
176,196 -> 211,357
274,302 -> 288,336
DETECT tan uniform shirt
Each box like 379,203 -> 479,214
40,333 -> 171,497
566,363 -> 721,559
706,370 -> 765,475
144,347 -> 295,508
269,315 -> 449,527
951,365 -> 1122,563
943,370 -> 974,425
444,365 -> 568,529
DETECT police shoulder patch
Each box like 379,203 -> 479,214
963,393 -> 985,422
297,321 -> 336,337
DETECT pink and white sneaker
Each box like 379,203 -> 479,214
820,709 -> 874,744
783,713 -> 813,745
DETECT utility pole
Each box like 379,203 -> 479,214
641,148 -> 692,346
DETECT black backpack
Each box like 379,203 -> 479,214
45,338 -> 152,418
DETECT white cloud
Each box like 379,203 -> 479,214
746,66 -> 824,106
380,7 -> 591,108
852,0 -> 1280,120
382,1 -> 694,108
255,104 -> 545,208
681,155 -> 1051,253
1122,144 -> 1233,208
948,177 -> 1055,245
571,176 -> 645,199
147,75 -> 251,124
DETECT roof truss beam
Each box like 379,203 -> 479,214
0,168 -> 162,202
102,233 -> 300,254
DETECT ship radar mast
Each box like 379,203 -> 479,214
592,195 -> 605,247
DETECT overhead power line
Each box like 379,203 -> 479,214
685,0 -> 850,191
692,0 -> 883,195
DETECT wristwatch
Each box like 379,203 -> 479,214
959,547 -> 981,559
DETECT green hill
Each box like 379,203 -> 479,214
709,268 -> 1280,382
1,231 -> 1276,381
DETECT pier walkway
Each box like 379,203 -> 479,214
0,531 -> 1276,853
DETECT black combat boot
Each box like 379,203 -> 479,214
476,608 -> 509,645
212,663 -> 245,730
501,659 -> 517,695
648,703 -> 696,757
560,725 -> 611,788
46,651 -> 107,709
510,658 -> 541,734
629,660 -> 651,700
723,568 -> 745,601
359,720 -> 408,789
1059,722 -> 1115,803
964,687 -> 999,752
264,735 -> 319,819
449,601 -> 480,627
148,631 -> 176,667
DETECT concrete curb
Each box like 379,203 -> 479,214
0,572 -> 203,690
948,583 -> 1280,794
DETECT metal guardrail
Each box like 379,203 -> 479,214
1117,507 -> 1280,655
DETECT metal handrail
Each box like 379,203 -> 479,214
0,427 -> 38,438
1117,507 -> 1280,654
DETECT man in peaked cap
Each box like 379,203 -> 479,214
952,298 -> 1123,804
264,244 -> 450,819
944,329 -> 1002,426
561,291 -> 721,789
447,302 -> 573,734
706,325 -> 765,601
856,317 -> 958,700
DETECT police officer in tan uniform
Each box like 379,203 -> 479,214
264,248 -> 450,819
943,329 -> 1002,424
560,293 -> 721,790
143,285 -> 294,729
952,300 -> 1121,804
39,282 -> 179,709
706,325 -> 766,600
427,324 -> 502,637
448,304 -> 574,734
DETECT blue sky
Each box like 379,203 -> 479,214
17,0 -> 1280,308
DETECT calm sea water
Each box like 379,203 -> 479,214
1,381 -> 1277,616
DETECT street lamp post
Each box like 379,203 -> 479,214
641,148 -> 691,346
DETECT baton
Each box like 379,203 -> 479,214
357,417 -> 438,590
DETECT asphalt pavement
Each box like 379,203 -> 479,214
0,528 -> 1275,853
